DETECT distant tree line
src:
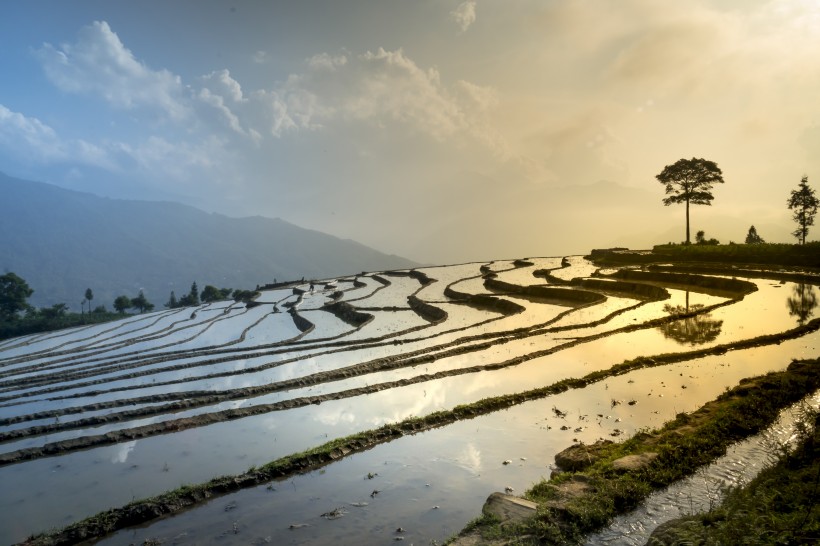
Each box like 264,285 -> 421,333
163,282 -> 258,309
0,273 -> 260,340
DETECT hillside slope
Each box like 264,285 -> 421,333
0,172 -> 418,309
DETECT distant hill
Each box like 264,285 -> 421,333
0,172 -> 419,310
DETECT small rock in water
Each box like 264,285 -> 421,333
502,459 -> 512,465
370,489 -> 381,497
504,486 -> 514,493
288,523 -> 309,530
396,527 -> 405,533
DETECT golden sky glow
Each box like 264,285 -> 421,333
1,0 -> 819,262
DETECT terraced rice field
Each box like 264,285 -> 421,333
1,256 -> 818,545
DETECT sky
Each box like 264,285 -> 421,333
1,0 -> 819,264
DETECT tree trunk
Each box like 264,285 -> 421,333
685,199 -> 690,244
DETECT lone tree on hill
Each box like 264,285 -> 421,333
787,176 -> 818,245
0,272 -> 34,321
656,157 -> 724,244
85,288 -> 93,313
745,225 -> 765,244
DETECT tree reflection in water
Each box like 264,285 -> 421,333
659,291 -> 723,346
787,283 -> 818,326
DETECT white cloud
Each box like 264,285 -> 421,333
201,69 -> 245,103
35,21 -> 189,121
0,103 -> 116,169
307,52 -> 348,71
451,1 -> 477,33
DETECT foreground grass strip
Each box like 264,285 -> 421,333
20,330 -> 820,544
450,358 -> 820,545
647,405 -> 820,545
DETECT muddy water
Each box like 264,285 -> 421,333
0,259 -> 817,544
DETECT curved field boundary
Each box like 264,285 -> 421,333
603,270 -> 758,297
3,304 -> 816,465
0,269 -> 742,413
19,350 -> 820,545
483,277 -> 606,306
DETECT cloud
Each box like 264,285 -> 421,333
252,50 -> 268,64
0,103 -> 116,169
35,21 -> 188,121
201,69 -> 245,103
451,1 -> 477,33
306,52 -> 348,71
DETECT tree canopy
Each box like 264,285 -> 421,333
113,295 -> 132,314
656,158 -> 724,244
0,272 -> 34,321
200,285 -> 224,303
787,176 -> 819,245
745,225 -> 765,244
130,290 -> 154,313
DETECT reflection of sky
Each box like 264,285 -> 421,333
110,440 -> 137,464
4,263 -> 820,543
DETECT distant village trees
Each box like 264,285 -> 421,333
656,158 -> 724,245
113,295 -> 132,314
787,176 -> 819,245
166,282 -> 234,308
0,272 -> 33,321
745,225 -> 765,244
130,290 -> 154,313
201,285 -> 232,303
178,282 -> 200,307
84,288 -> 94,313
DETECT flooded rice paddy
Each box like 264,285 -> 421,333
0,256 -> 818,544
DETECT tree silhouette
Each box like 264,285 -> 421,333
656,158 -> 724,244
659,294 -> 723,346
85,288 -> 93,313
165,291 -> 178,309
787,176 -> 818,245
745,225 -> 765,244
113,295 -> 132,314
130,290 -> 154,313
787,283 -> 818,325
200,285 -> 223,303
0,272 -> 34,321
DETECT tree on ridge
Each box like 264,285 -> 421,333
745,225 -> 765,244
656,157 -> 724,244
787,176 -> 819,245
113,295 -> 132,314
85,288 -> 94,314
0,272 -> 34,321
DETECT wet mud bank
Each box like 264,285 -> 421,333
450,358 -> 820,545
483,278 -> 606,306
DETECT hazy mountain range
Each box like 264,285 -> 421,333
0,172 -> 418,310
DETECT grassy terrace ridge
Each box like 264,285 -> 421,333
449,358 -> 820,545
20,319 -> 820,545
587,242 -> 820,269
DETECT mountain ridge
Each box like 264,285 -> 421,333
0,172 -> 419,310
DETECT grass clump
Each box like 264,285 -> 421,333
649,404 -> 820,545
453,359 -> 820,545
